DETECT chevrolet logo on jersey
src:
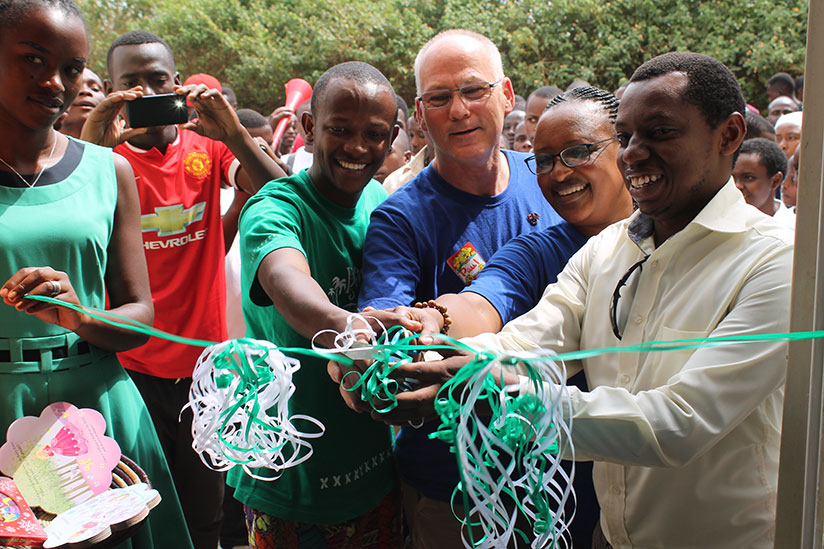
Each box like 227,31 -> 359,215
141,202 -> 206,236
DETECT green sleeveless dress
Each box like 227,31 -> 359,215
0,137 -> 194,549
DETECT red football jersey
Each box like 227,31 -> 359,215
116,130 -> 237,378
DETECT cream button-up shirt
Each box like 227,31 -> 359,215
773,200 -> 796,230
464,180 -> 794,548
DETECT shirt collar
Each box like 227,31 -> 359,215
690,178 -> 749,233
123,128 -> 181,155
627,177 -> 747,246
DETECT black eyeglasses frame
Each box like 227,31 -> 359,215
524,136 -> 618,176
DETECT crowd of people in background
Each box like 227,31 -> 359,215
51,26 -> 806,230
54,43 -> 805,225
0,0 -> 805,548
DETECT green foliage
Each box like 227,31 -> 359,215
77,0 -> 807,115
79,0 -> 155,68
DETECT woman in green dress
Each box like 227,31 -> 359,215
0,1 -> 193,547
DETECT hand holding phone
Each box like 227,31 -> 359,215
179,85 -> 245,144
78,86 -> 147,147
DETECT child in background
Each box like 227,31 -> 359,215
55,68 -> 105,138
732,137 -> 794,227
774,111 -> 802,159
375,130 -> 411,183
278,100 -> 313,172
513,120 -> 532,152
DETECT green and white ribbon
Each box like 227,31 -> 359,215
25,296 -> 329,482
25,296 -> 812,546
186,339 -> 324,480
430,352 -> 573,548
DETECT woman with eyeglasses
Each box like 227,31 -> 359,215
411,86 -> 633,340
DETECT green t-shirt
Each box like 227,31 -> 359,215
228,170 -> 393,524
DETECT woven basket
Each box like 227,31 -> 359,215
1,455 -> 152,549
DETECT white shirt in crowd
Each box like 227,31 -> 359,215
220,186 -> 247,339
773,200 -> 796,229
288,146 -> 313,174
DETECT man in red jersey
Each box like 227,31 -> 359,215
81,30 -> 284,549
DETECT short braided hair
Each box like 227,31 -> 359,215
546,85 -> 620,122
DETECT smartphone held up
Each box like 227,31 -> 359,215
126,93 -> 189,128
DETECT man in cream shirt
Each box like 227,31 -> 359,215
383,52 -> 794,548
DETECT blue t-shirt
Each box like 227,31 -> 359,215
394,225 -> 591,502
463,222 -> 588,325
358,149 -> 562,502
358,149 -> 562,310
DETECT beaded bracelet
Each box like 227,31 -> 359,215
414,299 -> 452,334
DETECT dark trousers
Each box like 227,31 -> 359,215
221,484 -> 249,548
128,370 -> 224,549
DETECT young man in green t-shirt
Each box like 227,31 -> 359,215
229,61 -> 422,547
